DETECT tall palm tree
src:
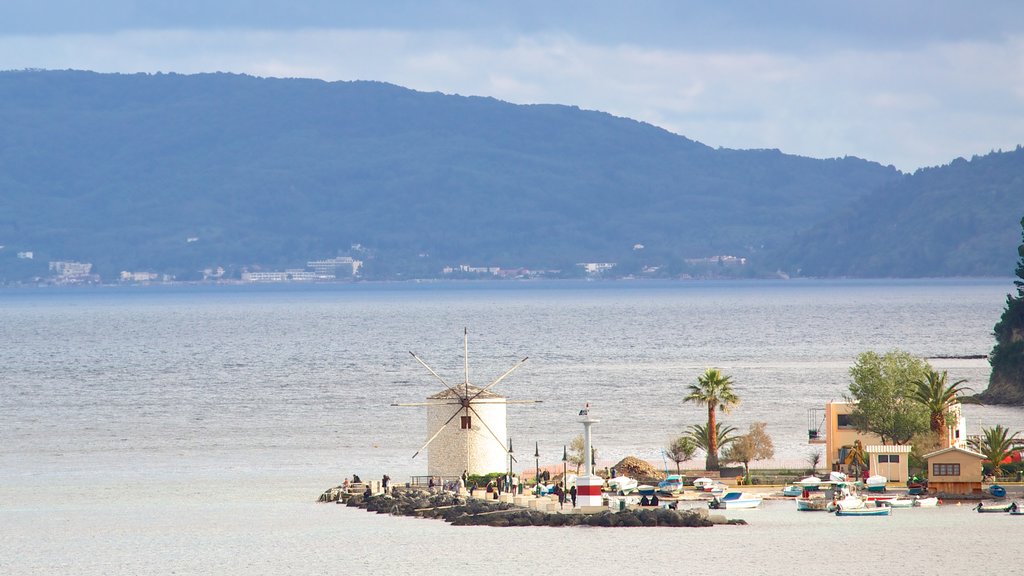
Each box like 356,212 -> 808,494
686,422 -> 738,471
684,368 -> 740,470
969,425 -> 1020,478
912,369 -> 976,436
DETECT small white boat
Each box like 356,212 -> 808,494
607,476 -> 638,495
782,484 -> 803,497
827,495 -> 865,512
828,471 -> 848,483
692,477 -> 716,490
864,475 -> 887,492
797,476 -> 823,490
913,497 -> 939,507
710,492 -> 762,509
637,484 -> 657,497
836,505 -> 891,517
877,497 -> 913,508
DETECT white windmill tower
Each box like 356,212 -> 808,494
393,329 -> 540,478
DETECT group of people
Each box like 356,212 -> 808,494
553,483 -> 578,508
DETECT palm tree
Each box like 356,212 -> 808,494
912,369 -> 976,436
686,422 -> 738,468
969,425 -> 1020,479
684,368 -> 740,470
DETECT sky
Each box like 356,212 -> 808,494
2,0 -> 1022,171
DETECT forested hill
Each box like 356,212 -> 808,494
772,148 -> 1024,277
0,69 -> 1001,281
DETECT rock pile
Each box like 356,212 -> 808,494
613,456 -> 665,481
321,486 -> 727,528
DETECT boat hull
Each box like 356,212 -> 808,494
836,507 -> 891,516
796,498 -> 830,511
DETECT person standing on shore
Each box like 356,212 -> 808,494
569,484 -> 577,507
382,474 -> 390,494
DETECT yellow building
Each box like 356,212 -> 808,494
809,400 -> 967,479
923,446 -> 985,495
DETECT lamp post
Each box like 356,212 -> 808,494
534,441 -> 540,486
562,444 -> 567,487
507,437 -> 514,493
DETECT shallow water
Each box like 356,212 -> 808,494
1,279 -> 1021,574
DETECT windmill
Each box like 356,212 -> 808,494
392,328 -> 541,478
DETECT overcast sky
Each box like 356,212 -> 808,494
2,0 -> 1021,171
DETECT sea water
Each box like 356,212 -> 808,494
1,279 -> 1021,575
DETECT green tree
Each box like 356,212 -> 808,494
568,434 -> 585,475
687,422 -> 738,467
722,422 -> 775,482
847,350 -> 930,445
983,216 -> 1024,405
666,436 -> 697,475
684,368 -> 740,470
969,425 -> 1020,478
912,369 -> 976,436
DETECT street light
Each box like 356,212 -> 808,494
562,444 -> 568,488
507,437 -> 514,493
534,441 -> 540,487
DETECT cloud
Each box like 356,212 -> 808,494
1,27 -> 1021,171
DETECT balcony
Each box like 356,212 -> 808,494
807,408 -> 826,444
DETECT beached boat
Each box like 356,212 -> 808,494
829,471 -> 848,483
657,475 -> 685,495
864,475 -> 887,492
637,484 -> 657,497
782,485 -> 803,497
692,477 -> 716,491
975,502 -> 1014,513
990,484 -> 1007,498
913,497 -> 939,508
796,476 -> 823,491
709,492 -> 762,509
608,476 -> 638,495
835,506 -> 891,517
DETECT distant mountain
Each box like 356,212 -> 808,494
771,148 -> 1024,277
0,69 -> 1012,282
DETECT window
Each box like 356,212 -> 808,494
460,416 -> 472,429
878,454 -> 900,463
932,463 -> 960,476
837,414 -> 852,428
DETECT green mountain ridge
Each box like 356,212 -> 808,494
0,69 -> 1020,281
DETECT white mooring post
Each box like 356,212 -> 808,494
575,404 -> 603,509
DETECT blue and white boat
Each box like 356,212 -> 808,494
657,475 -> 685,495
835,506 -> 891,517
782,485 -> 803,497
709,492 -> 762,509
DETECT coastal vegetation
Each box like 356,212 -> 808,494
722,422 -> 775,482
685,423 -> 738,471
665,436 -> 697,475
683,368 -> 740,471
981,216 -> 1024,405
969,425 -> 1020,478
847,350 -> 930,445
913,369 -> 976,435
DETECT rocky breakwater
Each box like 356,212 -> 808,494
318,486 -> 745,528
